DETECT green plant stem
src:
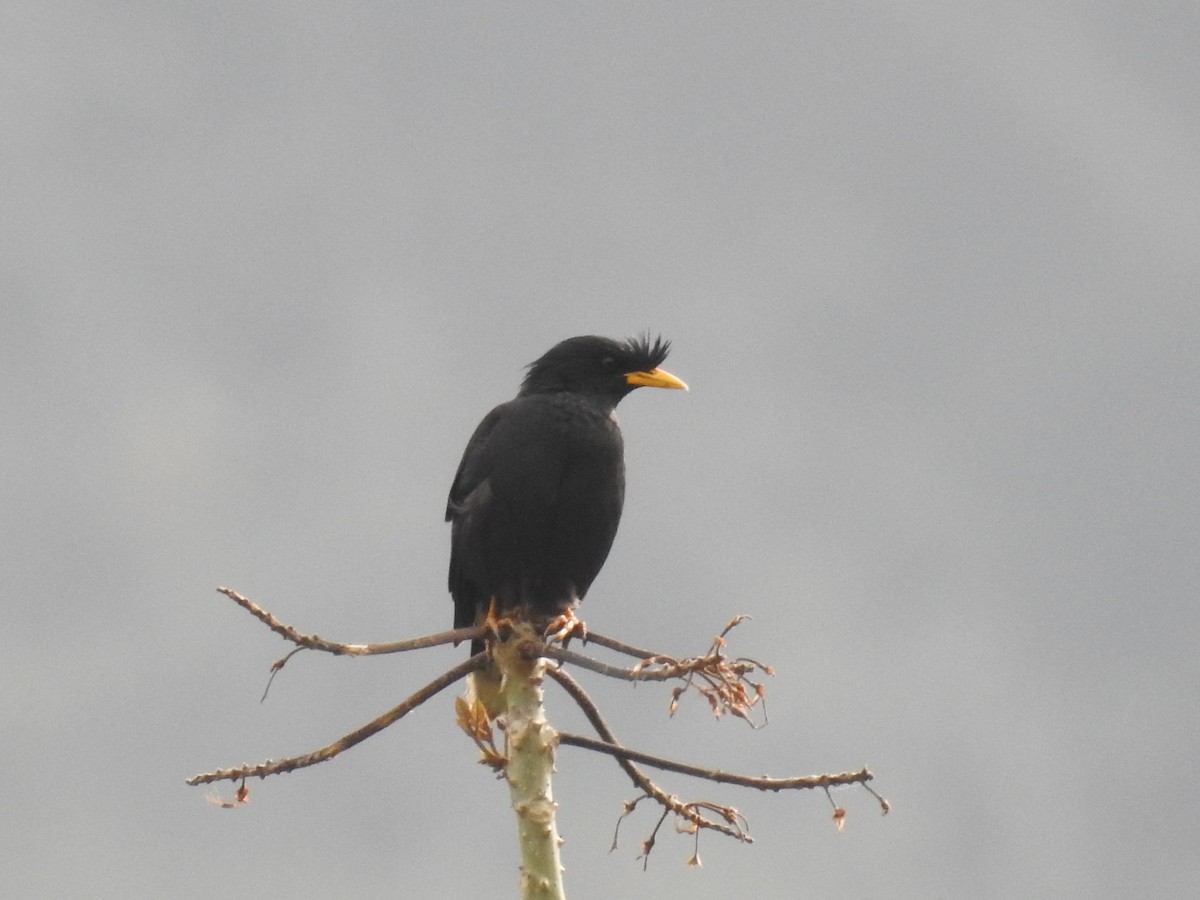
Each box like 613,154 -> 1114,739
495,627 -> 566,900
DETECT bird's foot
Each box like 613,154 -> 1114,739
544,608 -> 587,647
481,597 -> 516,646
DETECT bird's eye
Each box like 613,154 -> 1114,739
601,356 -> 617,370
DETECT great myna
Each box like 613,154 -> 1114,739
446,335 -> 687,664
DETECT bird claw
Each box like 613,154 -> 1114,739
481,597 -> 515,646
544,609 -> 587,646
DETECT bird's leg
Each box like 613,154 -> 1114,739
544,606 -> 587,647
482,596 -> 510,647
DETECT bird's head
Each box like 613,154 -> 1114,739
519,334 -> 688,402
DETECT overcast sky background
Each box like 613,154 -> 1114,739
5,3 -> 1199,898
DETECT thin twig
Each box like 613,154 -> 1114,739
543,645 -> 760,684
544,633 -> 771,726
583,615 -> 751,662
547,667 -> 749,844
578,629 -> 663,661
558,733 -> 874,792
216,586 -> 483,655
187,654 -> 485,785
540,646 -> 658,680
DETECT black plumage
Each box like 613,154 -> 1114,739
446,335 -> 686,655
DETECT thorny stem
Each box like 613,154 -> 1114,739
495,627 -> 566,900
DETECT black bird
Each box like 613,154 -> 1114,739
446,335 -> 687,663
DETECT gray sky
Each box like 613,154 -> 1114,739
5,3 -> 1199,898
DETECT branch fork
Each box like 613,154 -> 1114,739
188,587 -> 887,869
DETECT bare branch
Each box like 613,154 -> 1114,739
187,654 -> 485,785
540,646 -> 656,680
195,590 -> 889,857
558,733 -> 874,793
216,586 -> 483,655
576,629 -> 663,661
543,623 -> 772,725
547,666 -> 750,846
582,615 -> 752,662
543,645 -> 762,685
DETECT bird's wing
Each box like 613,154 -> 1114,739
446,405 -> 504,622
446,398 -> 569,623
447,398 -> 569,520
445,404 -> 507,522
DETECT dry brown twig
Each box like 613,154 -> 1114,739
544,615 -> 773,726
546,665 -> 881,866
190,587 -> 888,861
187,654 -> 485,786
547,666 -> 749,846
214,586 -> 486,700
216,586 -> 482,657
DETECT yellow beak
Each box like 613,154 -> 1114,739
625,367 -> 688,391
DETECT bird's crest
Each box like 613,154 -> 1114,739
518,333 -> 672,395
622,333 -> 671,372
